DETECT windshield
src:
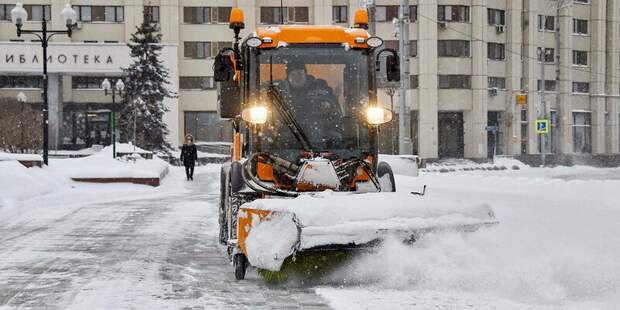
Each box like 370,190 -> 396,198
250,46 -> 371,161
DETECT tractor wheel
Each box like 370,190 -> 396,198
377,161 -> 396,192
218,164 -> 230,245
234,253 -> 248,280
230,161 -> 243,193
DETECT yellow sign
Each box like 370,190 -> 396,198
517,94 -> 527,106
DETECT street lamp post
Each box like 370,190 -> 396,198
10,3 -> 77,165
101,78 -> 125,158
133,97 -> 144,151
17,92 -> 27,151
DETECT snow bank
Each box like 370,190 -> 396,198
0,152 -> 42,161
0,161 -> 66,207
378,154 -> 419,176
112,142 -> 150,154
48,145 -> 168,179
316,169 -> 620,309
493,156 -> 529,169
245,212 -> 299,271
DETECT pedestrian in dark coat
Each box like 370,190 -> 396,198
180,134 -> 198,180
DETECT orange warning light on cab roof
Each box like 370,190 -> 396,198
353,9 -> 369,29
229,8 -> 245,29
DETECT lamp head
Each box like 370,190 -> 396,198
11,3 -> 28,28
115,79 -> 125,92
17,91 -> 27,103
61,4 -> 77,27
101,78 -> 111,91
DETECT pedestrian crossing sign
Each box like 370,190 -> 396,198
536,119 -> 550,134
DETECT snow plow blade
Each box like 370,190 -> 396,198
236,192 -> 498,281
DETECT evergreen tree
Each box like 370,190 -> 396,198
120,12 -> 174,152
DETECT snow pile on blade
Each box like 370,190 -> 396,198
245,212 -> 299,271
243,191 -> 496,271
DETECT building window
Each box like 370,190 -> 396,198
488,77 -> 506,89
573,50 -> 588,66
438,5 -> 470,23
409,75 -> 418,89
410,6 -> 418,22
184,41 -> 232,59
438,40 -> 470,57
24,5 -> 51,21
76,6 -> 124,22
183,7 -> 231,24
538,15 -> 555,31
333,6 -> 347,23
574,0 -> 590,4
572,82 -> 590,94
144,6 -> 160,23
180,77 -> 215,90
487,8 -> 505,26
488,43 -> 506,61
573,112 -> 592,153
260,7 -> 308,24
384,40 -> 417,57
537,47 -> 555,63
0,76 -> 42,88
72,76 -> 122,89
375,6 -> 398,22
0,4 -> 15,21
184,111 -> 232,142
375,5 -> 417,23
573,19 -> 588,34
438,75 -> 471,89
409,40 -> 417,57
537,80 -> 557,92
520,109 -> 528,154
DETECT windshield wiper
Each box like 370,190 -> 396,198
267,85 -> 314,153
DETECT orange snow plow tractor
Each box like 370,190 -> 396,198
215,8 -> 498,282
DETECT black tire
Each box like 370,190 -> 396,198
230,161 -> 243,193
377,161 -> 396,192
234,253 -> 248,280
218,165 -> 230,245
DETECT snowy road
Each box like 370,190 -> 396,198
2,162 -> 620,309
0,167 -> 330,309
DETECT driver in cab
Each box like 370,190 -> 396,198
279,62 -> 343,146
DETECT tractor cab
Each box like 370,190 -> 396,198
216,8 -> 400,194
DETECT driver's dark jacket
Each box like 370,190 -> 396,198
278,76 -> 342,134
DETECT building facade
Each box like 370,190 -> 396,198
0,0 -> 618,158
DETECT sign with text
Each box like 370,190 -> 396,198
0,42 -> 176,74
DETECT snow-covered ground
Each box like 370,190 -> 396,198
1,157 -> 620,309
0,163 -> 332,309
316,164 -> 620,310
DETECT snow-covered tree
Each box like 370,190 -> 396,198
120,11 -> 174,152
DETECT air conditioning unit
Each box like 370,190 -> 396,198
489,87 -> 499,96
495,25 -> 505,33
438,21 -> 447,29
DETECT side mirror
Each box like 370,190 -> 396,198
213,52 -> 235,82
386,55 -> 400,82
217,80 -> 241,119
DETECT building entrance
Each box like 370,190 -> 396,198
438,112 -> 464,158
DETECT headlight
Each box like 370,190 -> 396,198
241,106 -> 268,124
366,106 -> 393,125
